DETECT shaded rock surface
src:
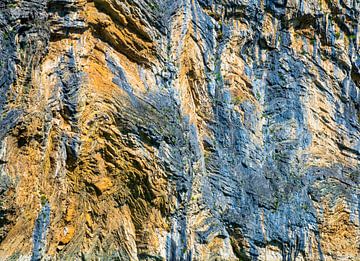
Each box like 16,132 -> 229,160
0,0 -> 359,260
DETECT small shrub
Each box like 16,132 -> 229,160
208,11 -> 221,21
302,204 -> 309,211
272,153 -> 279,160
217,30 -> 223,41
215,72 -> 222,81
149,3 -> 159,11
255,91 -> 261,101
232,95 -> 242,105
40,194 -> 47,206
7,3 -> 17,8
278,73 -> 285,81
273,198 -> 279,210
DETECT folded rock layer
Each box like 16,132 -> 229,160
0,0 -> 359,260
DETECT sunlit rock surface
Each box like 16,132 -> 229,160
0,0 -> 359,260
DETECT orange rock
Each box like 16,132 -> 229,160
60,226 -> 76,245
94,177 -> 113,194
65,203 -> 76,222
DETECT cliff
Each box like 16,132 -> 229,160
0,0 -> 359,260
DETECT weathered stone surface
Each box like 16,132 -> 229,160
0,0 -> 359,260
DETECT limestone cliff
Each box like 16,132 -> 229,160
0,0 -> 359,260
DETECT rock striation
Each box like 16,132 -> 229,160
0,0 -> 359,260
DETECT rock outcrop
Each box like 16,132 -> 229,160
0,0 -> 359,260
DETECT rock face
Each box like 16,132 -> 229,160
0,0 -> 359,260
